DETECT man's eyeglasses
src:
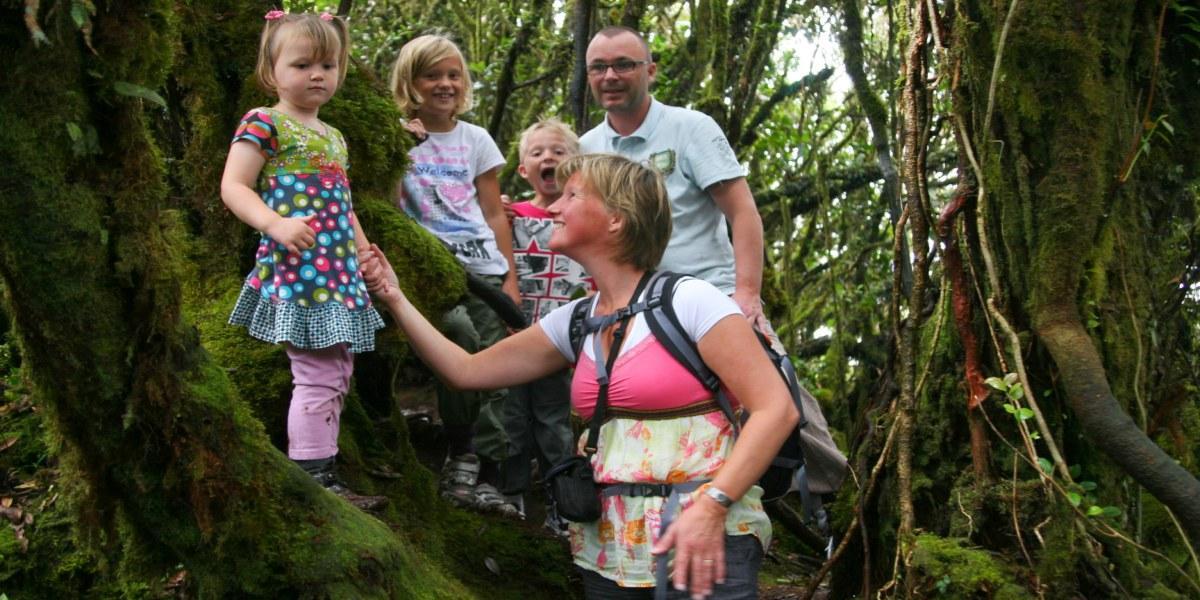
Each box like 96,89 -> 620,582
586,59 -> 650,76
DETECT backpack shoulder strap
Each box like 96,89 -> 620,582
566,295 -> 597,364
641,272 -> 740,432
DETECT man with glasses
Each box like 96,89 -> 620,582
579,26 -> 770,332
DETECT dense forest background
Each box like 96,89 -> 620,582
1,0 -> 1199,598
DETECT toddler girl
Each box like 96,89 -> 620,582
221,10 -> 385,510
389,34 -> 520,516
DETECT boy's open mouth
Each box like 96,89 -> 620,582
540,167 -> 556,186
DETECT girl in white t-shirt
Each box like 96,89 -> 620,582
389,34 -> 521,516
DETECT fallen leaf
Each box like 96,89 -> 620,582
484,557 -> 500,575
0,437 -> 17,452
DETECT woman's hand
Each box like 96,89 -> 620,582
360,243 -> 404,304
266,215 -> 317,254
652,494 -> 728,598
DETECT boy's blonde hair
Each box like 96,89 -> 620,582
556,154 -> 672,271
255,13 -> 350,93
517,119 -> 581,159
390,34 -> 474,117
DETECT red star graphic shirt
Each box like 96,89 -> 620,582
510,201 -> 596,322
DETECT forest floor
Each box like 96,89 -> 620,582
0,380 -> 825,598
396,382 -> 828,599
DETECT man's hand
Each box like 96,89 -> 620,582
731,287 -> 768,332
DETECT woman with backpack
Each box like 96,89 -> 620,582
361,153 -> 798,599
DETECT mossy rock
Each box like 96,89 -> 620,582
909,533 -> 1028,599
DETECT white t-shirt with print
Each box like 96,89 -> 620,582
399,120 -> 508,276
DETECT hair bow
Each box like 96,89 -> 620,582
264,10 -> 285,20
319,12 -> 334,21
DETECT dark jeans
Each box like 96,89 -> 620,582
498,369 -> 574,495
579,534 -> 762,599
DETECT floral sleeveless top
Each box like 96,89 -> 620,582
227,108 -> 384,353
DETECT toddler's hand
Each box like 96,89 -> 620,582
267,215 -> 317,254
403,118 -> 428,144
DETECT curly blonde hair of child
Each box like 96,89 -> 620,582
254,13 -> 351,94
389,34 -> 474,118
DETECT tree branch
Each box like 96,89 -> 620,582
739,68 -> 834,149
570,0 -> 594,133
487,0 -> 548,143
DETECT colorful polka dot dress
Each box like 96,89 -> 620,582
227,108 -> 384,353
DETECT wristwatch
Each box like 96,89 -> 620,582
703,485 -> 734,508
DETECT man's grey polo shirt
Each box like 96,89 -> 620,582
580,98 -> 745,293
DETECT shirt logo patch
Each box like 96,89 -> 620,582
648,149 -> 676,175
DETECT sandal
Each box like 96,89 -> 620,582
440,453 -> 480,507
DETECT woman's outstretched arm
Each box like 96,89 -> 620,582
361,244 -> 569,390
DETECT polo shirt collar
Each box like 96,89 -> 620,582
605,97 -> 664,143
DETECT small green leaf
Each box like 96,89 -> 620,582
66,122 -> 82,142
1069,464 -> 1082,479
1029,431 -> 1041,440
1160,119 -> 1175,135
1102,506 -> 1122,517
71,3 -> 89,28
1003,403 -> 1017,415
1018,408 -> 1035,420
1080,481 -> 1097,491
112,81 -> 167,109
984,377 -> 1007,391
1037,458 -> 1053,474
1087,505 -> 1104,517
1003,373 -> 1019,387
1067,492 -> 1082,507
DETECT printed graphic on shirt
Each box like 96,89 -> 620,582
401,133 -> 505,275
512,211 -> 595,322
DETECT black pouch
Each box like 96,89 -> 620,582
545,456 -> 601,523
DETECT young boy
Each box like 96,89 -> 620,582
498,120 -> 593,533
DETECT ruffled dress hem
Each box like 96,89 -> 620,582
228,283 -> 385,353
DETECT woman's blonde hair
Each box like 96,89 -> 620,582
254,13 -> 351,93
517,118 -> 581,159
556,154 -> 672,271
389,34 -> 474,117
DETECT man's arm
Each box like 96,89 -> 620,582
709,177 -> 767,329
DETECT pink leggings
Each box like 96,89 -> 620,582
285,343 -> 353,460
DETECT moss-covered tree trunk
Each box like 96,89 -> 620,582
833,0 -> 1200,596
0,1 -> 473,597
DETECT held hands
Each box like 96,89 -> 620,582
652,495 -> 728,599
360,243 -> 404,305
266,214 -> 317,255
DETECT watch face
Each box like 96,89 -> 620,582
705,486 -> 733,507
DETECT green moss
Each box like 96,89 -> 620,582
909,534 -> 1028,599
